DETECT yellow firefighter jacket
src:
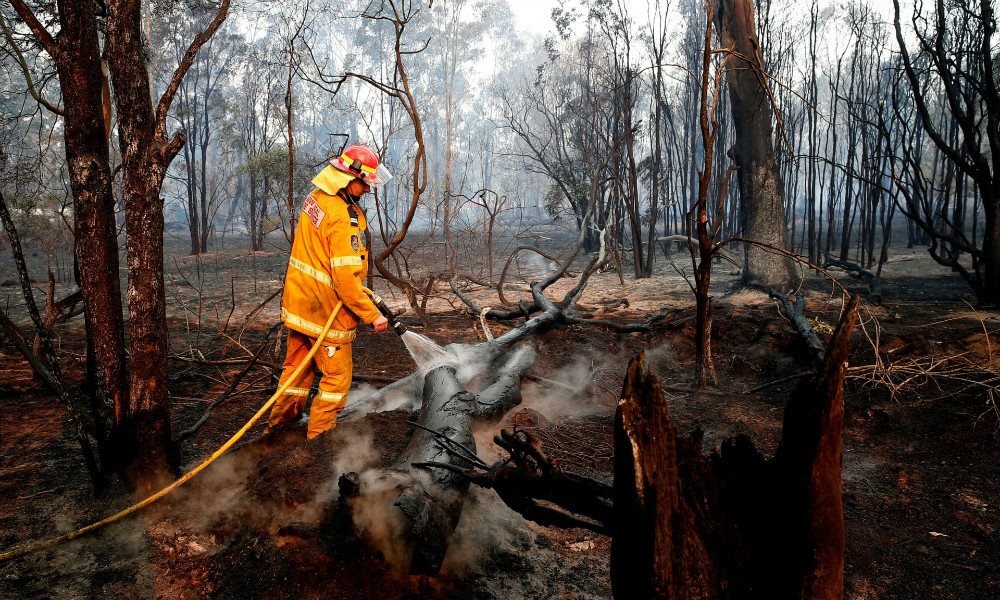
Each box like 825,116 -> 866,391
280,166 -> 382,343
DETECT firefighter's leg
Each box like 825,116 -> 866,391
268,330 -> 316,430
307,342 -> 352,439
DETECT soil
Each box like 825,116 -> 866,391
0,230 -> 997,599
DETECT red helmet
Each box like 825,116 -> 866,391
331,144 -> 393,187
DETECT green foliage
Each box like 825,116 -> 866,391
7,191 -> 72,249
543,184 -> 565,219
238,148 -> 319,202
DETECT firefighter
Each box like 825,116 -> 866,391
267,144 -> 393,439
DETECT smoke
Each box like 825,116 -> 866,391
449,342 -> 497,384
439,487 -> 534,578
644,340 -> 679,372
522,251 -> 557,275
329,428 -> 377,480
518,356 -> 605,420
290,426 -> 379,525
172,450 -> 259,529
346,381 -> 417,417
345,469 -> 414,572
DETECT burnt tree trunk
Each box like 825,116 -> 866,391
613,353 -> 716,598
713,0 -> 799,290
106,0 -> 230,483
338,344 -> 537,576
8,0 -> 128,473
107,0 -> 175,482
612,296 -> 858,599
391,366 -> 477,574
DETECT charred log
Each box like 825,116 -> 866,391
768,295 -> 857,599
610,295 -> 858,599
337,343 -> 539,576
474,344 -> 537,421
612,352 -> 717,598
394,366 -> 478,574
824,259 -> 883,305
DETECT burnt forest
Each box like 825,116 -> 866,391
0,0 -> 996,598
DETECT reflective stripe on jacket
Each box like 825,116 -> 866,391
280,172 -> 382,341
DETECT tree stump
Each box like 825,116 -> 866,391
612,295 -> 858,599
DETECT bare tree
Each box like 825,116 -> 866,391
689,0 -> 737,388
713,0 -> 799,290
890,0 -> 1000,304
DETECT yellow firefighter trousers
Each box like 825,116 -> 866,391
268,329 -> 352,439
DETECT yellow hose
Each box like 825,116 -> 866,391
0,301 -> 344,563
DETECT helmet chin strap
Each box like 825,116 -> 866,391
338,186 -> 364,205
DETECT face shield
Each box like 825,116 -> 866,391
362,163 -> 393,188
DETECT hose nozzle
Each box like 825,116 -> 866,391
364,288 -> 407,335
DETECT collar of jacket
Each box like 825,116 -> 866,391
311,165 -> 355,196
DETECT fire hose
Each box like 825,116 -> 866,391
0,300 -> 348,563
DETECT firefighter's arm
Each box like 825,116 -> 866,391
328,215 -> 382,324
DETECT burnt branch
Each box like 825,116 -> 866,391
154,0 -> 232,140
769,290 -> 825,372
824,259 -> 883,305
173,321 -> 283,444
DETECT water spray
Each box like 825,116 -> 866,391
364,288 -> 459,372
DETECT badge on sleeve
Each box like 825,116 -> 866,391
350,234 -> 360,252
302,195 -> 325,228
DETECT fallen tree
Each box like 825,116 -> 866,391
331,232 -> 679,576
427,295 -> 859,598
341,235 -> 670,421
337,344 -> 537,575
824,259 -> 883,306
769,289 -> 826,371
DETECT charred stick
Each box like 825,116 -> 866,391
174,320 -> 283,443
824,259 -> 883,305
769,290 -> 825,371
407,420 -> 490,469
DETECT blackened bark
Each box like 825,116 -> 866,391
611,296 -> 857,599
890,0 -> 1000,304
613,354 -> 717,598
105,0 -> 174,482
338,366 -> 477,576
396,366 -> 477,574
9,0 -> 129,471
713,0 -> 799,290
104,0 -> 229,483
769,295 -> 855,599
473,345 -> 537,421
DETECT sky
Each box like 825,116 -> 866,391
509,0 -> 900,36
510,0 -> 559,35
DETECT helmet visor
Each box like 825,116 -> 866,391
364,163 -> 393,187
